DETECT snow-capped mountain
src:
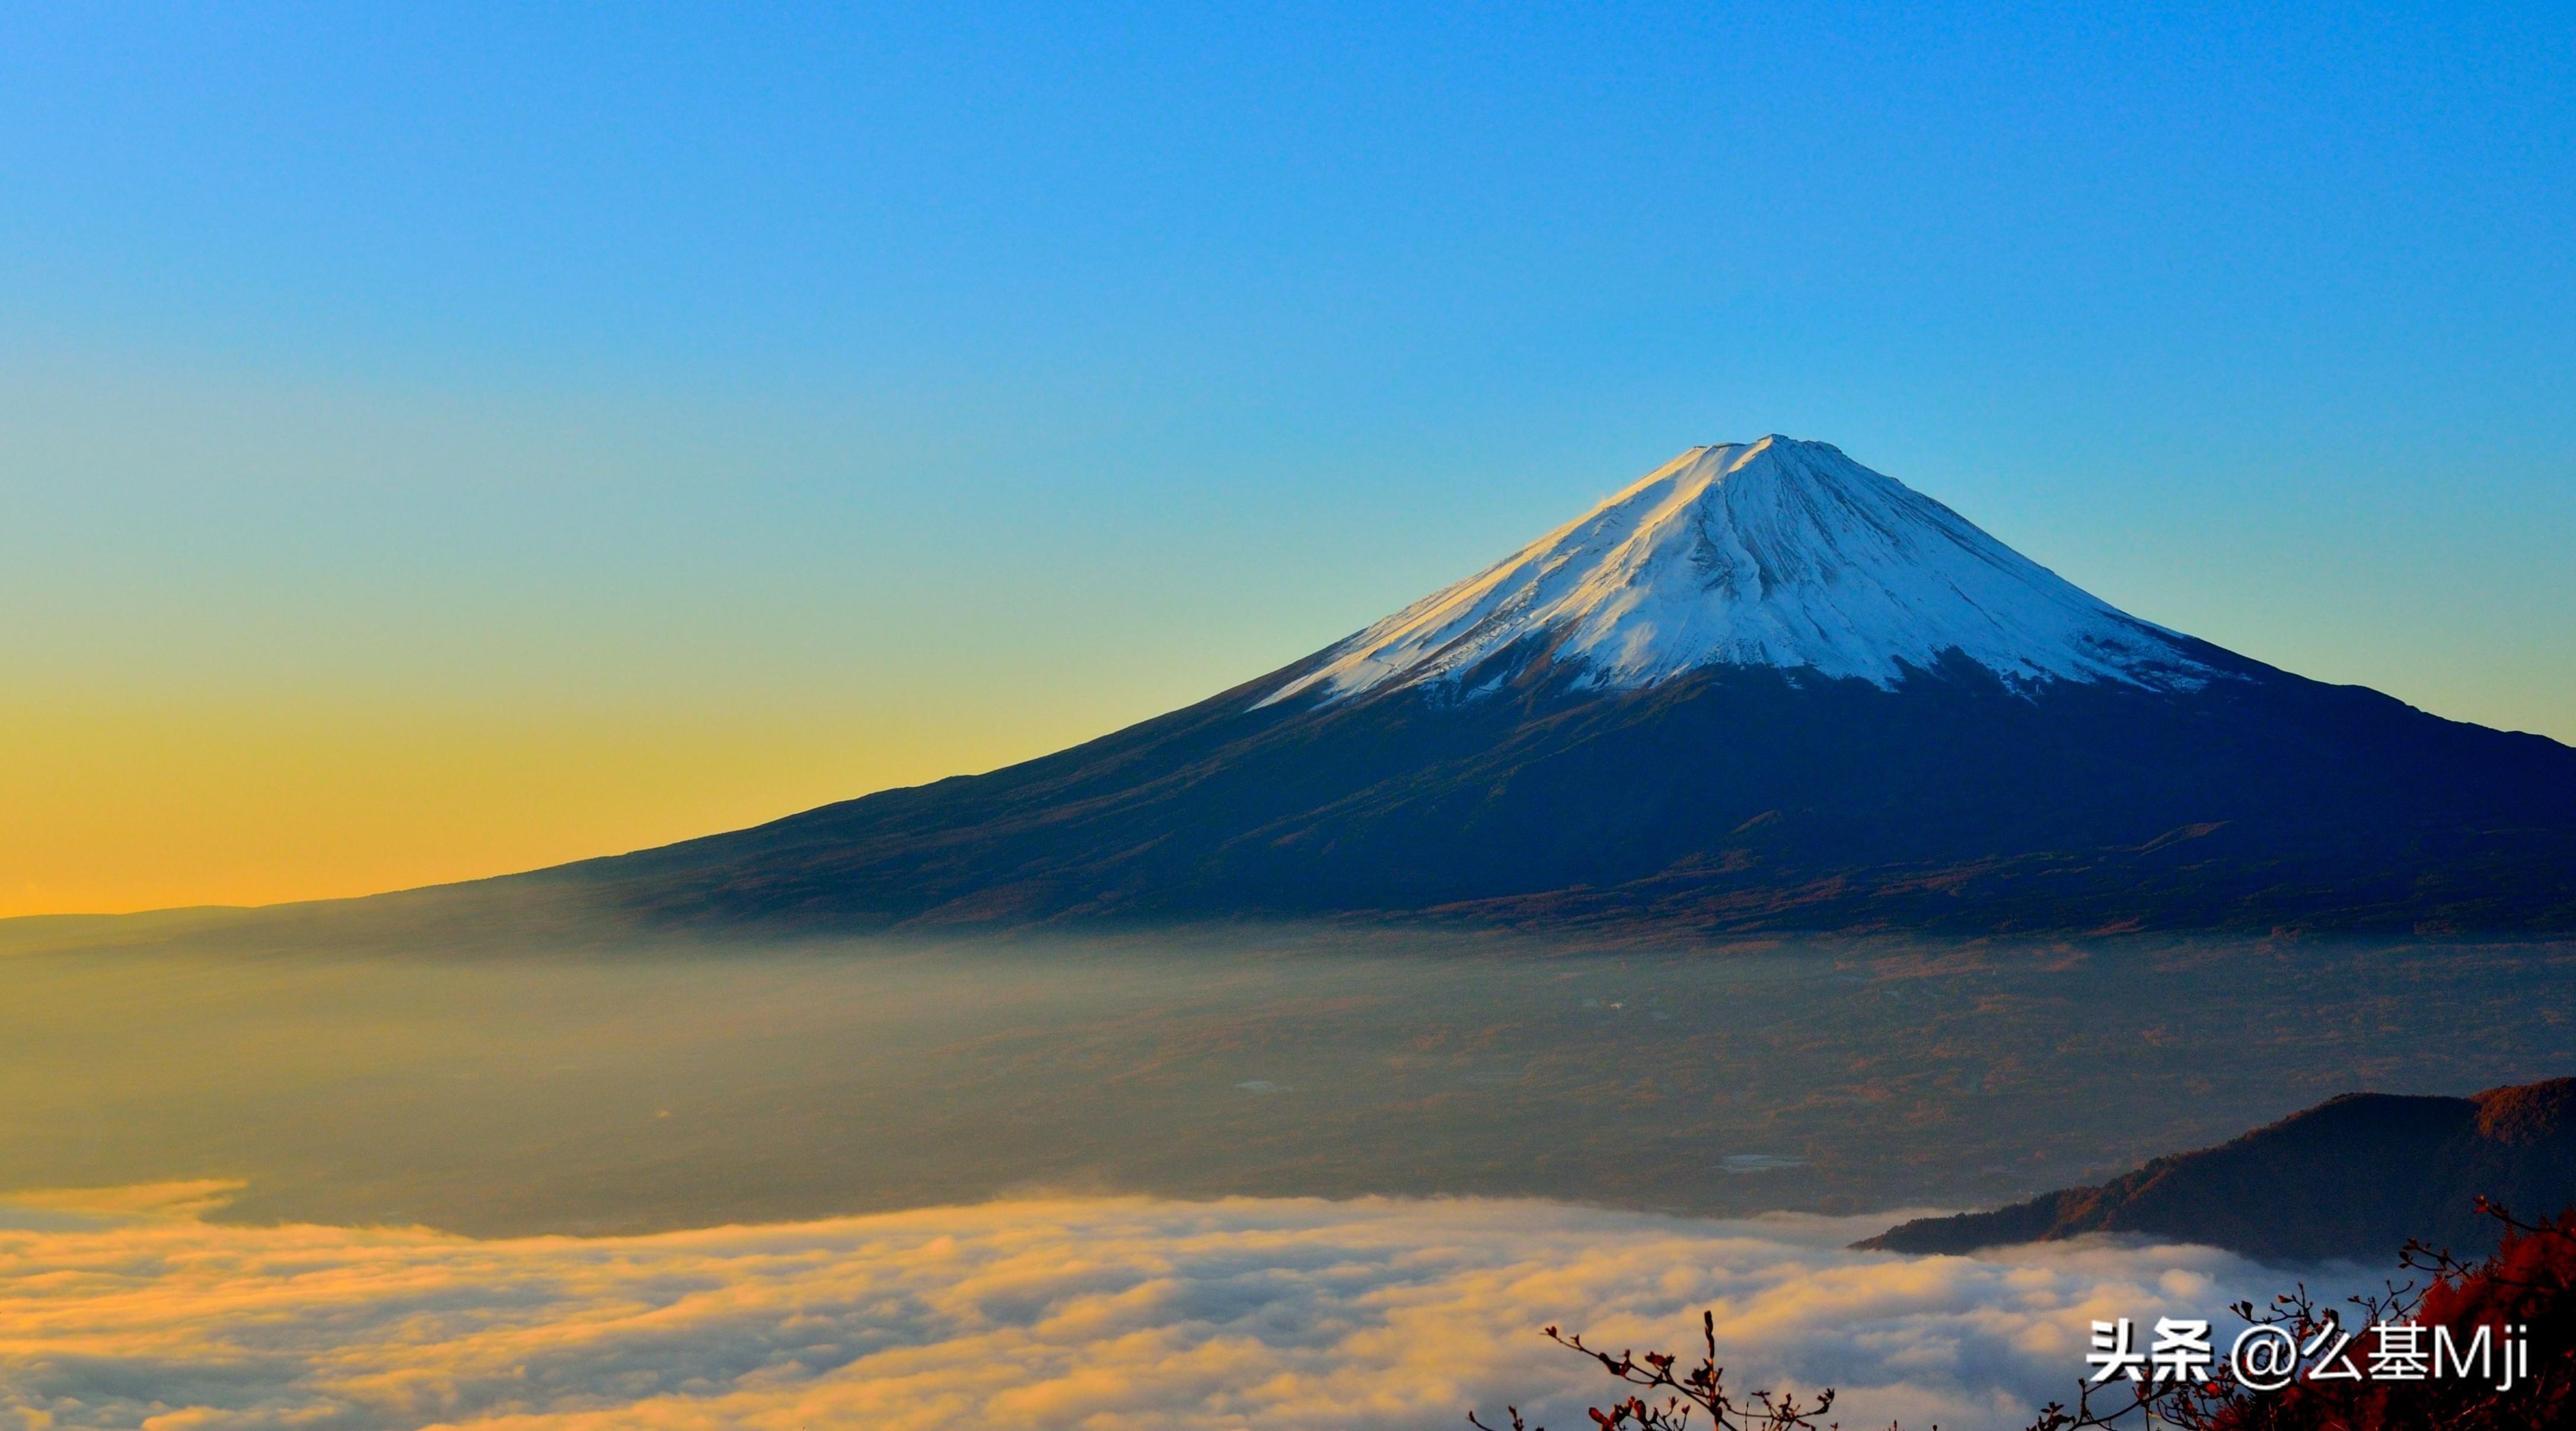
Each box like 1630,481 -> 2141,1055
1267,437 -> 2204,706
538,438 -> 2576,938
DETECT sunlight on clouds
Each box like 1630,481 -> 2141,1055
0,1193 -> 2331,1430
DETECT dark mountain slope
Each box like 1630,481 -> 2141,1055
1860,1078 -> 2576,1263
510,438 -> 2576,937
532,640 -> 2576,935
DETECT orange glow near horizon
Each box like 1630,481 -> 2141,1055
0,696 -> 1096,919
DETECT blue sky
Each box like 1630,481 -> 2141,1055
4,2 -> 2572,909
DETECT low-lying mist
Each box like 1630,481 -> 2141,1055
6,911 -> 2572,1237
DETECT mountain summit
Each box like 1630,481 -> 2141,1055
1268,437 -> 2202,706
538,440 -> 2576,936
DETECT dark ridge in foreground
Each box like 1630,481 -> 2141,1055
1858,1076 -> 2576,1263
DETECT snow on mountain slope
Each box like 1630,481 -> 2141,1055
1262,436 -> 2209,707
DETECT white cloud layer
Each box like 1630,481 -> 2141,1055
0,1190 -> 2345,1431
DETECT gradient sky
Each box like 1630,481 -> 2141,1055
4,2 -> 2572,916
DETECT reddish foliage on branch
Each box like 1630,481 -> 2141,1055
1466,1309 -> 1862,1431
2032,1199 -> 2576,1431
1475,1200 -> 2576,1431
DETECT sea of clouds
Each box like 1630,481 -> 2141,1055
0,1187 -> 2351,1430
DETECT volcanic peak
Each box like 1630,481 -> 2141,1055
1262,436 -> 2208,707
